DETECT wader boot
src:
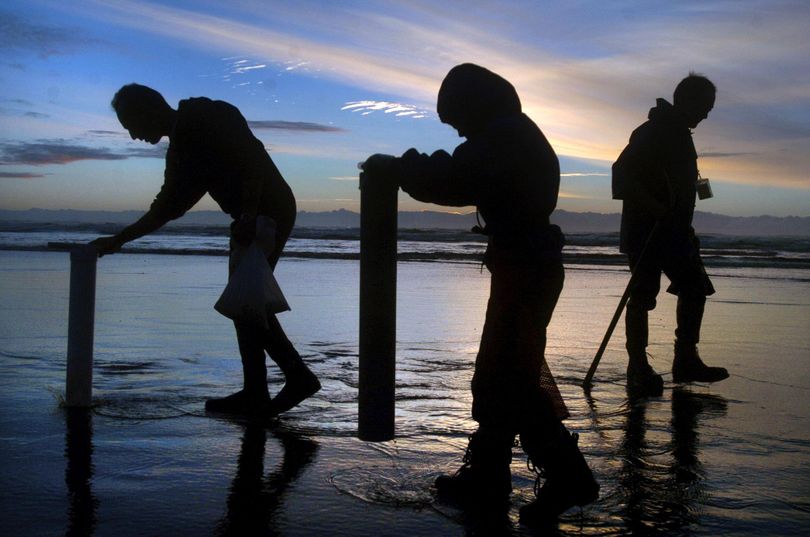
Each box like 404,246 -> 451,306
672,343 -> 729,383
519,425 -> 599,527
434,428 -> 513,505
263,316 -> 321,418
625,304 -> 663,396
265,358 -> 321,418
205,323 -> 271,416
672,295 -> 729,384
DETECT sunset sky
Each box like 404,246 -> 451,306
1,0 -> 808,217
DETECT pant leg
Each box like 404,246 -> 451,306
662,253 -> 712,347
262,315 -> 301,373
234,321 -> 269,397
471,261 -> 566,431
625,252 -> 662,362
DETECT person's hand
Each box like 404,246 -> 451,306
231,214 -> 257,246
90,236 -> 122,257
359,153 -> 401,189
360,153 -> 397,173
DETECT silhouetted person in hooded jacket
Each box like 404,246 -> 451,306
364,63 -> 598,526
91,84 -> 320,418
613,74 -> 729,396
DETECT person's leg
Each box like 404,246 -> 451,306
516,262 -> 598,525
625,253 -> 664,395
206,233 -> 274,415
262,315 -> 321,417
518,419 -> 599,527
664,254 -> 728,383
205,322 -> 270,415
434,425 -> 515,503
262,222 -> 321,416
436,264 -> 528,504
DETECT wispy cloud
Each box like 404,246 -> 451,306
559,191 -> 593,200
0,140 -> 165,165
86,130 -> 123,137
247,120 -> 346,133
0,171 -> 47,179
342,101 -> 430,119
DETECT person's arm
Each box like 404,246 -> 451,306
397,142 -> 482,207
91,210 -> 170,256
91,143 -> 204,256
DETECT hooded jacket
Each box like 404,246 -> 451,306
399,64 -> 563,266
617,98 -> 699,254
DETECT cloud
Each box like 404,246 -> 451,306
559,191 -> 593,200
68,0 -> 810,191
86,130 -> 123,136
0,140 -> 165,166
247,120 -> 346,133
124,145 -> 167,159
699,152 -> 753,158
0,10 -> 101,57
0,171 -> 47,179
342,101 -> 431,119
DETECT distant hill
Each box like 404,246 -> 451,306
2,207 -> 809,236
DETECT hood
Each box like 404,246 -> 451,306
648,98 -> 689,129
437,63 -> 521,137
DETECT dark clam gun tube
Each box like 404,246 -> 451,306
66,244 -> 98,407
358,166 -> 398,441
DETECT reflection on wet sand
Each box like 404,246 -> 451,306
65,408 -> 98,537
215,423 -> 319,536
619,388 -> 727,534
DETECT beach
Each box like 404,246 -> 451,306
1,249 -> 809,535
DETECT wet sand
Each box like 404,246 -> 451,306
1,250 -> 809,535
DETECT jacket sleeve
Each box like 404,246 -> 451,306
398,141 -> 485,207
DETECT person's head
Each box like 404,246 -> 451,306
111,84 -> 174,144
673,73 -> 716,129
437,63 -> 521,138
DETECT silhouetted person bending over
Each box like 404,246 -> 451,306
92,84 -> 320,418
614,74 -> 729,396
365,64 -> 598,526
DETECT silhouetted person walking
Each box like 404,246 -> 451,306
365,64 -> 598,526
92,84 -> 320,418
613,74 -> 729,396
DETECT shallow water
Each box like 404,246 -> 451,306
1,250 -> 809,535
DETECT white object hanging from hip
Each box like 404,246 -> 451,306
214,215 -> 290,328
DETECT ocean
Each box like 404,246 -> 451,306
0,224 -> 809,535
2,221 -> 810,269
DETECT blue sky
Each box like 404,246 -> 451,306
1,0 -> 809,217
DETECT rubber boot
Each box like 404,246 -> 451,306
265,359 -> 321,418
519,425 -> 599,527
434,428 -> 513,505
672,295 -> 728,383
625,304 -> 663,397
672,342 -> 728,383
206,324 -> 271,416
262,316 -> 321,418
